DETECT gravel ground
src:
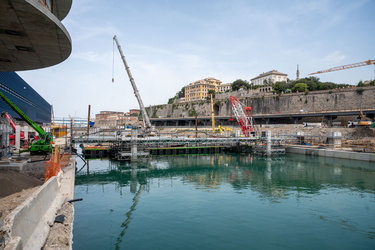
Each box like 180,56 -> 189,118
43,202 -> 74,249
0,154 -> 46,214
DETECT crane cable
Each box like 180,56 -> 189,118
112,38 -> 115,83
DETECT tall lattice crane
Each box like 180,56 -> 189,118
309,59 -> 375,75
113,35 -> 152,129
229,96 -> 254,137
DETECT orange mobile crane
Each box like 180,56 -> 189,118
309,59 -> 375,75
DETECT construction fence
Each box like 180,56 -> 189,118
44,145 -> 70,181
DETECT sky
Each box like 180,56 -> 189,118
17,0 -> 375,119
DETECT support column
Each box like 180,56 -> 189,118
131,129 -> 138,161
23,126 -> 28,147
296,131 -> 304,145
15,125 -> 21,150
328,131 -> 342,148
327,116 -> 333,127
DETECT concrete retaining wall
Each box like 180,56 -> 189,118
286,146 -> 375,162
3,158 -> 76,250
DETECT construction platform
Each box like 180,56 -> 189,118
78,135 -> 286,160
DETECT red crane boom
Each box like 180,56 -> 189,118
2,112 -> 17,132
229,96 -> 254,137
1,111 -> 26,145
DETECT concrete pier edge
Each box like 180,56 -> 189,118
286,146 -> 375,162
3,156 -> 76,250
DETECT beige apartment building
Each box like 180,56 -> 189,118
184,77 -> 222,101
217,83 -> 232,93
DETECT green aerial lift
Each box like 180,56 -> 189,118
0,91 -> 53,154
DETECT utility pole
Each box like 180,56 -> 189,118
70,116 -> 73,154
195,114 -> 198,138
87,104 -> 91,139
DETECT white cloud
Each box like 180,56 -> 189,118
324,51 -> 347,65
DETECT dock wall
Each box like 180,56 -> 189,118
3,157 -> 76,250
286,146 -> 375,162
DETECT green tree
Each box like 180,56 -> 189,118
168,97 -> 175,104
295,77 -> 319,91
176,87 -> 185,98
292,82 -> 308,92
273,81 -> 293,93
232,79 -> 251,91
168,86 -> 185,104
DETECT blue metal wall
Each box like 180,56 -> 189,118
0,72 -> 51,124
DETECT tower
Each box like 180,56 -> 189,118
296,64 -> 300,80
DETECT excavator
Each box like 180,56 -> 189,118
0,91 -> 53,154
348,110 -> 372,128
217,125 -> 232,134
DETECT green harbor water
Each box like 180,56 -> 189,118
73,153 -> 375,250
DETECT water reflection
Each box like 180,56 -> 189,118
74,154 -> 375,249
76,153 -> 375,197
115,183 -> 143,249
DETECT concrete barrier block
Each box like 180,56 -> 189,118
332,151 -> 348,160
4,236 -> 22,250
317,149 -> 326,157
3,156 -> 76,250
325,150 -> 335,158
3,173 -> 66,250
5,177 -> 58,248
310,149 -> 318,156
351,153 -> 370,161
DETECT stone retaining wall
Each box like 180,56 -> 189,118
147,86 -> 375,118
